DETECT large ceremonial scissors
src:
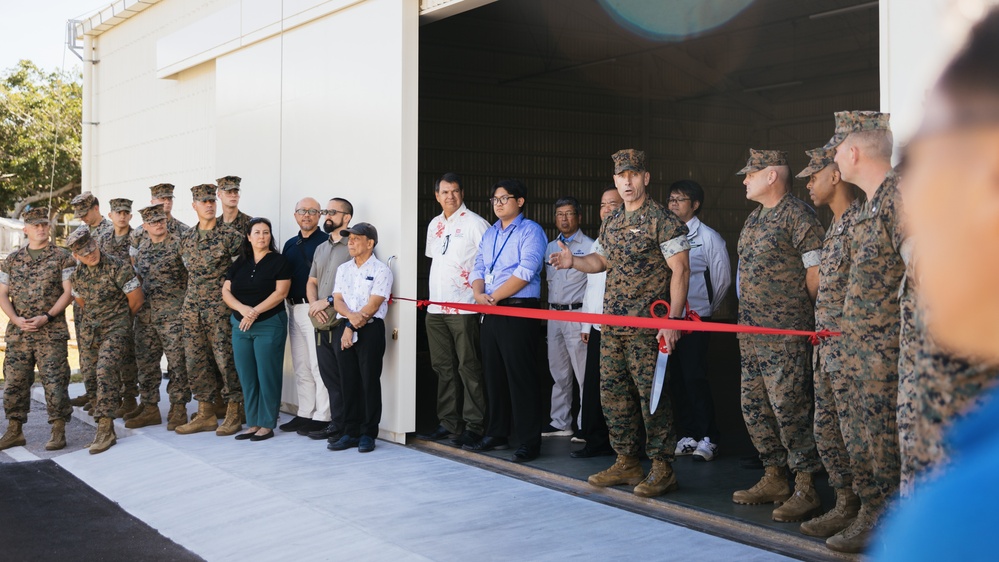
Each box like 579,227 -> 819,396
648,300 -> 701,414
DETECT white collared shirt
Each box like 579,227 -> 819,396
580,238 -> 606,333
334,255 -> 393,320
685,216 -> 732,317
545,229 -> 594,307
425,204 -> 490,314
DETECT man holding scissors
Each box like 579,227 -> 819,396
550,149 -> 690,498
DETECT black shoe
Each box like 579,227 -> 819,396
308,423 -> 341,441
541,424 -> 572,436
296,420 -> 328,436
416,425 -> 453,441
328,434 -> 361,451
279,416 -> 309,432
462,436 -> 509,452
358,435 -> 375,453
511,444 -> 540,463
570,444 -> 615,458
250,430 -> 274,441
449,430 -> 482,449
235,431 -> 256,441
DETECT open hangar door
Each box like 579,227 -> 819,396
413,0 -> 877,534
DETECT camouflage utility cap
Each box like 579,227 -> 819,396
216,176 -> 242,191
109,198 -> 133,213
191,184 -> 217,202
139,204 -> 167,223
737,149 -> 790,175
67,226 -> 98,256
341,222 -> 378,246
796,147 -> 837,178
822,110 -> 891,150
612,149 -> 646,174
71,191 -> 98,218
22,207 -> 50,225
150,183 -> 176,199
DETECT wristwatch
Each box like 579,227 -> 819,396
44,312 -> 55,322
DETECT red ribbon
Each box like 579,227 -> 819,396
391,297 -> 839,343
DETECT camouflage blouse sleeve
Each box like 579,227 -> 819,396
113,259 -> 141,294
60,250 -> 76,282
226,229 -> 242,261
791,205 -> 824,269
657,212 -> 691,261
0,254 -> 10,286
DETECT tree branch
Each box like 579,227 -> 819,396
10,180 -> 80,219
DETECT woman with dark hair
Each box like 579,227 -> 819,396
222,217 -> 292,441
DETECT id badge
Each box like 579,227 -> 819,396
485,273 -> 494,285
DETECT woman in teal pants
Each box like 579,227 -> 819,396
222,217 -> 292,441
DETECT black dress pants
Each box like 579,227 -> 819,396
669,326 -> 720,442
316,327 -> 345,433
480,310 -> 542,450
579,327 -> 610,448
333,318 -> 386,439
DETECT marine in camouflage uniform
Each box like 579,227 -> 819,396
97,198 -> 140,415
176,183 -> 244,435
216,176 -> 251,235
68,191 -> 114,410
553,149 -> 690,498
825,111 -> 903,553
734,149 -> 824,521
129,183 -> 192,252
131,204 -> 191,430
68,227 -> 143,454
0,207 -> 75,451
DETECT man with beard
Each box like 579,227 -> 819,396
301,197 -> 354,443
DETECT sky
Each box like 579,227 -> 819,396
0,0 -> 110,76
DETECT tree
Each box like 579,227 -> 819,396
0,60 -> 82,220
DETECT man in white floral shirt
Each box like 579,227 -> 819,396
418,173 -> 491,449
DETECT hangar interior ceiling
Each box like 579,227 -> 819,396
417,0 -> 879,317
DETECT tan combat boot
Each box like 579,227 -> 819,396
175,402 -> 217,434
213,392 -> 227,419
166,403 -> 188,431
89,417 -> 117,454
114,395 -> 139,419
800,486 -> 860,537
633,459 -> 679,497
772,471 -> 822,521
826,503 -> 878,553
588,455 -> 645,487
0,420 -> 26,450
69,395 -> 90,407
216,402 -> 243,436
45,419 -> 67,451
732,465 -> 791,504
125,404 -> 162,429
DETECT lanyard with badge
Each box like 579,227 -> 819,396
484,225 -> 516,286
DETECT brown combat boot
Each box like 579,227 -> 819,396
588,455 -> 645,487
0,420 -> 26,450
213,392 -> 227,419
125,404 -> 162,429
772,471 -> 822,521
826,503 -> 878,553
633,459 -> 679,497
114,395 -> 139,419
166,403 -> 188,431
175,402 -> 218,434
732,465 -> 791,505
216,402 -> 243,436
89,418 -> 117,454
801,486 -> 860,538
45,419 -> 67,451
69,395 -> 89,407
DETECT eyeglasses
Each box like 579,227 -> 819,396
295,209 -> 321,216
555,211 -> 577,219
490,195 -> 516,205
322,209 -> 347,216
667,197 -> 690,205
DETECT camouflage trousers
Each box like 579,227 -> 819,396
2,336 -> 71,423
738,338 -> 820,473
600,329 -> 675,462
182,304 -> 242,404
840,343 -> 900,508
897,290 -> 922,497
77,304 -> 137,401
134,306 -> 190,406
813,362 -> 853,489
82,327 -> 131,419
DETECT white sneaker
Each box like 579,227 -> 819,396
675,436 -> 698,456
692,437 -> 717,462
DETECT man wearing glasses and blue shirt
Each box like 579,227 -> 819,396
468,179 -> 548,463
280,197 -> 330,436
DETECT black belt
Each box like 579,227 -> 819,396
550,303 -> 583,311
497,297 -> 539,308
287,297 -> 308,305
